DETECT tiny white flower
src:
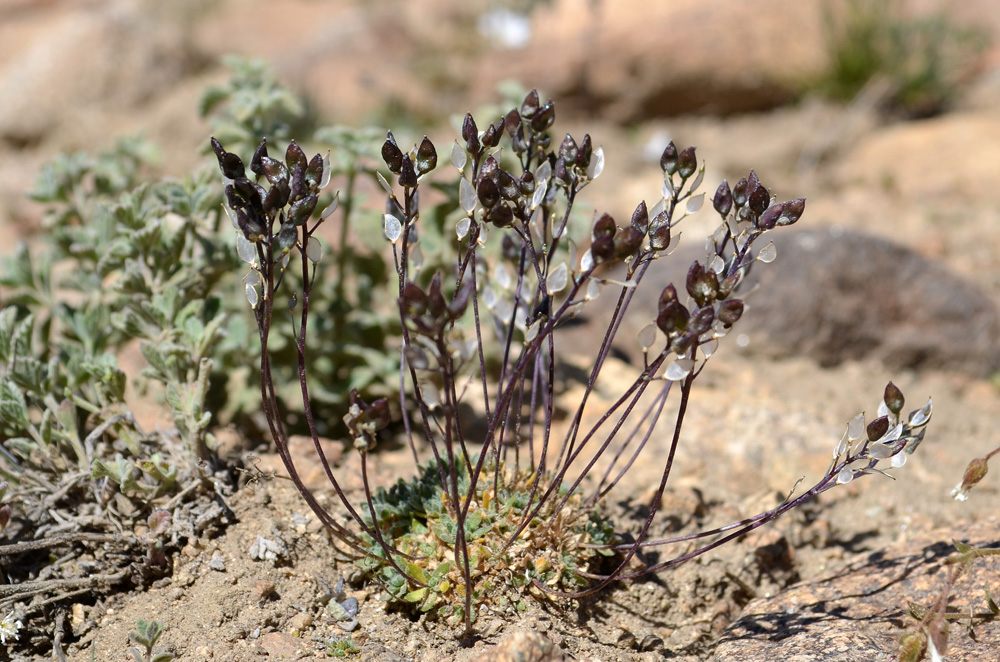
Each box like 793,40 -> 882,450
0,611 -> 21,644
950,482 -> 970,502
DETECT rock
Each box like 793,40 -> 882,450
474,0 -> 828,121
470,631 -> 566,662
614,228 -> 1000,377
258,631 -> 306,658
714,517 -> 1000,662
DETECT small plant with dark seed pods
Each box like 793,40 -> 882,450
211,89 -> 933,633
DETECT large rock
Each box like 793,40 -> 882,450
614,227 -> 1000,377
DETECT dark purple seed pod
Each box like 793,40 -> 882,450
577,134 -> 593,169
688,306 -> 715,335
462,113 -> 479,154
210,136 -> 226,161
402,282 -> 427,314
519,170 -> 536,195
631,200 -> 649,233
614,226 -> 645,259
648,210 -> 671,251
257,156 -> 287,186
590,234 -> 616,264
497,170 -> 519,201
658,284 -> 678,309
686,261 -> 719,307
218,151 -> 245,180
867,415 -> 890,442
649,224 -> 670,251
427,273 -> 446,318
559,134 -> 578,164
520,90 -> 540,119
477,177 -> 500,209
487,116 -> 506,146
382,132 -> 403,174
660,142 -> 678,175
713,180 -> 733,217
884,382 -> 905,416
747,170 -> 760,192
778,197 -> 806,226
273,221 -> 298,254
288,194 -> 318,226
481,155 -> 499,180
592,213 -> 616,240
289,162 -> 306,201
531,101 -> 555,133
732,178 -> 749,207
305,153 -> 324,190
399,154 -> 418,188
656,300 -> 689,336
416,136 -> 437,176
368,398 -> 391,430
748,184 -> 770,216
285,141 -> 307,171
250,139 -> 268,176
757,202 -> 783,230
232,178 -> 264,212
553,157 -> 570,185
677,146 -> 697,179
449,281 -> 473,319
262,178 -> 290,213
488,203 -> 514,228
236,209 -> 266,242
716,299 -> 744,326
504,108 -> 521,135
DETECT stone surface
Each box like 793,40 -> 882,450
618,228 -> 1000,377
714,517 -> 1000,662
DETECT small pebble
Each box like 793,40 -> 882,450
253,580 -> 276,602
209,553 -> 226,572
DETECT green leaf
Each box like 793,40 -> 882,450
0,379 -> 30,431
403,587 -> 429,603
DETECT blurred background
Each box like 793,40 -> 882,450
1,0 -> 998,288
